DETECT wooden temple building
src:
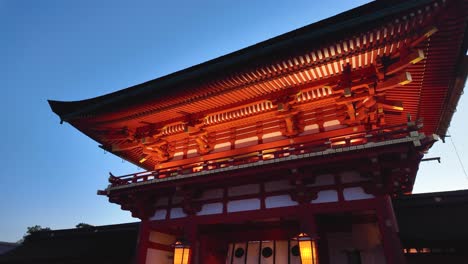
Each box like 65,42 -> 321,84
47,0 -> 467,263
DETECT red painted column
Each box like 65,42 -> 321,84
136,220 -> 151,264
376,195 -> 406,264
298,205 -> 317,236
187,219 -> 199,264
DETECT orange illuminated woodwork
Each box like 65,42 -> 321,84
49,0 -> 467,191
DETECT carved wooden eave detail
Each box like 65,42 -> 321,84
141,139 -> 174,163
277,110 -> 301,137
109,192 -> 158,220
288,169 -> 318,204
290,182 -> 318,205
190,130 -> 214,155
177,187 -> 202,216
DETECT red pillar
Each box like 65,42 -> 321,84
299,206 -> 317,235
376,195 -> 406,264
187,219 -> 199,264
136,220 -> 151,264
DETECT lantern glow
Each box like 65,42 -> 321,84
173,241 -> 191,264
295,232 -> 319,264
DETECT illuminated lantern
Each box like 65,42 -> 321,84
294,232 -> 319,264
172,240 -> 191,264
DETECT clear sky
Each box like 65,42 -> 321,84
1,0 -> 467,243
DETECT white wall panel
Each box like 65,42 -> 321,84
214,142 -> 231,152
227,199 -> 261,213
311,190 -> 339,203
172,151 -> 184,160
187,148 -> 198,158
197,202 -> 223,216
265,195 -> 298,208
343,187 -> 375,201
262,131 -> 286,143
235,136 -> 258,148
150,209 -> 167,220
301,124 -> 320,135
169,207 -> 187,219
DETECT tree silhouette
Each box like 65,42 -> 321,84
18,225 -> 51,243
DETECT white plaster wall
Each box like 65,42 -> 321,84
301,124 -> 320,135
235,136 -> 258,148
262,131 -> 286,143
197,202 -> 223,216
150,209 -> 167,220
227,198 -> 261,212
172,151 -> 184,160
265,195 -> 298,208
146,248 -> 173,264
187,148 -> 199,158
323,120 -> 345,131
311,190 -> 339,203
214,142 -> 231,152
343,187 -> 375,201
169,207 -> 187,219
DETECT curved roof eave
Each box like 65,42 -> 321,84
48,0 -> 432,122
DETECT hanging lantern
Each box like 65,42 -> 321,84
172,240 -> 191,264
294,232 -> 319,264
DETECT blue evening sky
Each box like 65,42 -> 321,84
1,0 -> 467,242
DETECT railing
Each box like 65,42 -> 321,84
108,122 -> 422,187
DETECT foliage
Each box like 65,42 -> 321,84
75,223 -> 94,228
18,225 -> 51,243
